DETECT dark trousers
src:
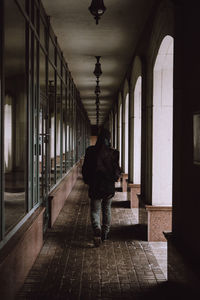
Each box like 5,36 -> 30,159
90,197 -> 112,235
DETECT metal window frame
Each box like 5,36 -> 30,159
0,0 -> 91,246
0,0 -> 5,241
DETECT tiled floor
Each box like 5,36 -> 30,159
149,242 -> 167,280
17,177 -> 169,300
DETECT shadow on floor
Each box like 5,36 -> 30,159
47,223 -> 148,248
136,281 -> 200,300
115,187 -> 122,192
110,223 -> 147,241
112,200 -> 130,208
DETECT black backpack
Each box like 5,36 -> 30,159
82,144 -> 121,189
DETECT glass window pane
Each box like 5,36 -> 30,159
49,37 -> 55,65
32,37 -> 39,207
56,77 -> 62,181
66,76 -> 70,170
30,2 -> 38,31
39,49 -> 47,200
62,83 -> 66,174
71,90 -> 76,165
17,0 -> 26,11
57,53 -> 61,77
4,0 -> 27,232
48,64 -> 55,187
40,18 -> 46,50
40,49 -> 46,95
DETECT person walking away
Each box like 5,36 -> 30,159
82,128 -> 121,247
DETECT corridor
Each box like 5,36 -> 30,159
17,177 -> 169,300
1,0 -> 200,298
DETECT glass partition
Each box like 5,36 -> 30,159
4,0 -> 27,232
62,79 -> 67,174
56,77 -> 62,181
0,0 -> 91,240
48,63 -> 55,187
49,37 -> 55,66
40,18 -> 46,50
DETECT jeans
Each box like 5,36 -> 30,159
90,197 -> 112,235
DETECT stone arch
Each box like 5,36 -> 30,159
152,35 -> 174,206
129,56 -> 142,183
117,92 -> 123,167
122,79 -> 129,173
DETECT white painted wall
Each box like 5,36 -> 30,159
152,35 -> 173,206
4,96 -> 12,171
51,117 -> 55,159
119,103 -> 122,167
133,76 -> 142,184
125,94 -> 129,173
115,112 -> 117,149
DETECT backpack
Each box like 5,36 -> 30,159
82,145 -> 121,183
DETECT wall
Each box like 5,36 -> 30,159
0,208 -> 45,300
173,0 -> 200,259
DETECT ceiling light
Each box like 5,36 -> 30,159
96,95 -> 100,104
93,56 -> 103,128
93,56 -> 102,78
88,0 -> 106,25
95,84 -> 101,95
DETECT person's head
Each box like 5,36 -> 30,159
95,128 -> 111,148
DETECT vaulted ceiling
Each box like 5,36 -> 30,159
42,0 -> 158,126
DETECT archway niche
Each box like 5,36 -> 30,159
117,94 -> 122,167
114,110 -> 117,149
146,35 -> 174,242
127,56 -> 142,208
125,93 -> 129,174
133,76 -> 142,185
152,35 -> 174,206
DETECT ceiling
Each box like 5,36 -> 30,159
42,0 -> 157,126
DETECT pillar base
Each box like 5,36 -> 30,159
128,183 -> 140,208
121,173 -> 128,192
145,205 -> 172,241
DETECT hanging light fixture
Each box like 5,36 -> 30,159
96,94 -> 100,104
95,81 -> 101,95
88,0 -> 106,25
93,56 -> 103,128
93,56 -> 102,78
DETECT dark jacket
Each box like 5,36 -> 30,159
82,144 -> 121,200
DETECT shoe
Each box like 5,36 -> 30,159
101,232 -> 108,242
93,236 -> 101,247
93,227 -> 101,247
94,227 -> 101,237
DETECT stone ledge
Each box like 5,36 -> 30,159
121,173 -> 128,192
145,205 -> 172,241
146,205 -> 172,211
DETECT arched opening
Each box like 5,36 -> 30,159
133,76 -> 142,184
111,112 -> 114,147
125,93 -> 129,173
152,35 -> 174,206
4,95 -> 12,172
119,103 -> 122,167
114,111 -> 117,149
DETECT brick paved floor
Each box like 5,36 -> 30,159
17,177 -> 176,300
